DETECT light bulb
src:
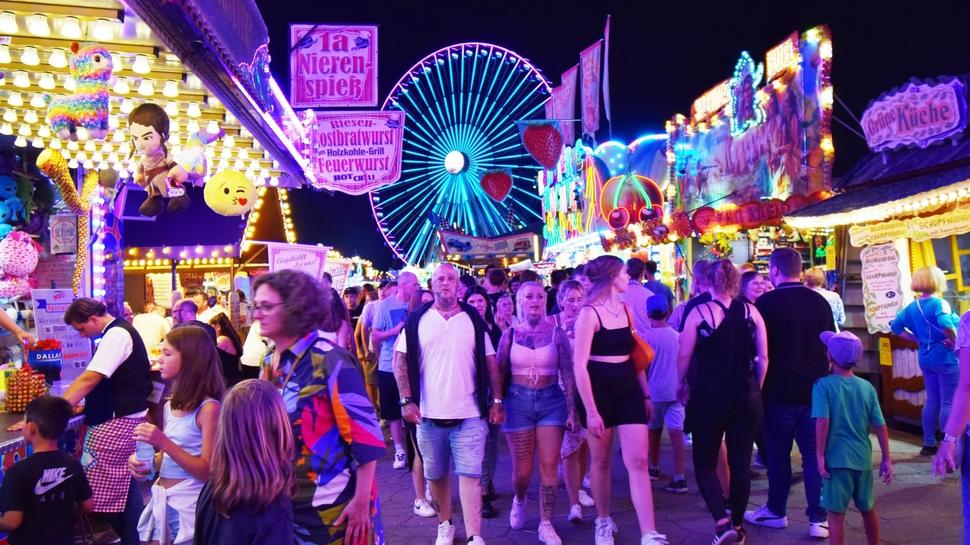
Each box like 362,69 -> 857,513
137,79 -> 154,96
27,14 -> 50,37
20,46 -> 39,66
237,148 -> 248,160
68,158 -> 77,168
186,74 -> 202,89
66,140 -> 78,151
29,93 -> 44,108
0,123 -> 10,135
113,77 -> 129,94
223,134 -> 235,148
83,159 -> 93,169
12,71 -> 29,88
76,151 -> 87,162
91,18 -> 113,41
206,120 -> 220,134
83,139 -> 95,151
112,130 -> 124,142
0,45 -> 10,64
17,124 -> 29,136
24,110 -> 37,123
120,98 -> 134,114
2,110 -> 15,123
59,16 -> 82,39
169,118 -> 180,133
187,119 -> 199,133
163,101 -> 178,117
0,12 -> 17,34
186,102 -> 201,118
14,136 -> 26,147
234,158 -> 244,170
76,127 -> 89,141
38,73 -> 56,90
269,176 -> 279,187
131,54 -> 151,74
162,80 -> 179,98
108,115 -> 119,129
30,137 -> 42,148
49,138 -> 61,149
38,125 -> 50,138
6,92 -> 22,106
63,76 -> 76,91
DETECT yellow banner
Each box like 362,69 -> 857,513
849,206 -> 970,246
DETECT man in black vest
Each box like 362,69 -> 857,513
62,298 -> 152,545
394,263 -> 504,545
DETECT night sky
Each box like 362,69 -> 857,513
254,0 -> 970,270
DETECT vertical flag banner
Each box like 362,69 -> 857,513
290,24 -> 379,108
561,66 -> 578,144
580,41 -> 602,138
545,86 -> 560,121
603,15 -> 612,125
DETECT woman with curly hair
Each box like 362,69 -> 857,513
253,270 -> 386,544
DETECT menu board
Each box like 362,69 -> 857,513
860,243 -> 904,334
29,289 -> 91,381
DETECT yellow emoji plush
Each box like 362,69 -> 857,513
204,170 -> 257,216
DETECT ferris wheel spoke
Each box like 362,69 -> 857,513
432,56 -> 456,129
403,82 -> 449,140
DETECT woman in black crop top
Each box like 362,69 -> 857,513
572,256 -> 668,545
677,260 -> 769,544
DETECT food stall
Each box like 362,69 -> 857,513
786,73 -> 970,424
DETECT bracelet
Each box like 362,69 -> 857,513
399,397 -> 413,407
943,433 -> 960,443
492,398 -> 504,405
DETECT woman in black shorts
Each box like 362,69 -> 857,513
573,255 -> 667,545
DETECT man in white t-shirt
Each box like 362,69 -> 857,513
394,263 -> 504,545
132,302 -> 170,356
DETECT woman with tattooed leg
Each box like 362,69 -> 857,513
498,282 -> 577,545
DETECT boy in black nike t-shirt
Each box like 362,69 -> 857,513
0,396 -> 92,545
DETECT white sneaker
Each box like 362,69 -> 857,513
578,489 -> 595,507
538,521 -> 562,545
509,495 -> 526,530
595,517 -> 615,545
808,522 -> 830,539
393,450 -> 407,469
435,520 -> 456,545
684,433 -> 693,447
568,504 -> 582,523
467,537 -> 486,545
413,498 -> 436,517
640,531 -> 669,545
743,505 -> 788,529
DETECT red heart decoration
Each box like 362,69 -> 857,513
691,207 -> 718,234
522,124 -> 563,169
608,208 -> 630,229
480,171 -> 512,202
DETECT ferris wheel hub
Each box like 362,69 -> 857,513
444,150 -> 468,174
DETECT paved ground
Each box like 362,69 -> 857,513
378,429 -> 962,545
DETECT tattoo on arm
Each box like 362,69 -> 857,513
556,328 -> 576,410
496,328 -> 512,386
393,351 -> 411,399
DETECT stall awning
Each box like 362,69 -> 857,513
785,163 -> 970,229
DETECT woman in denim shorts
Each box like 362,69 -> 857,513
497,282 -> 578,545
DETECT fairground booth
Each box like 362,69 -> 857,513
0,0 -> 308,518
787,73 -> 970,425
663,26 -> 835,293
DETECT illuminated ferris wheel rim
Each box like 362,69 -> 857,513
371,42 -> 553,266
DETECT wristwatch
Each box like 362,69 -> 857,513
943,433 -> 960,443
491,398 -> 504,406
399,397 -> 414,407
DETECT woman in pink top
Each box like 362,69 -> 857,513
497,282 -> 577,545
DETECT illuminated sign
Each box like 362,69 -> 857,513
691,80 -> 730,121
766,33 -> 799,81
861,77 -> 967,152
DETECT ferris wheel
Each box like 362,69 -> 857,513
370,42 -> 551,266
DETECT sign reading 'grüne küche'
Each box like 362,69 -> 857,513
861,77 -> 967,152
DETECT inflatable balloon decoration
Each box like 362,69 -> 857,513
0,232 -> 40,299
45,42 -> 112,141
479,169 -> 513,202
128,103 -> 189,217
203,170 -> 257,216
36,149 -> 100,294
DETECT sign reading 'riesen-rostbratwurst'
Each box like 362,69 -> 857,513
290,24 -> 378,108
861,77 -> 967,152
309,111 -> 405,195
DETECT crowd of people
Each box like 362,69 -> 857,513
4,248 -> 970,545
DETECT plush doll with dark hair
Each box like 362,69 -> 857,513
128,103 -> 189,216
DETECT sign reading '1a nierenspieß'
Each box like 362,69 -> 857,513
290,24 -> 378,108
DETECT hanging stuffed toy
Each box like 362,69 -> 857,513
36,148 -> 100,294
128,103 -> 189,216
179,129 -> 224,185
0,231 -> 40,299
0,202 -> 13,239
45,42 -> 112,141
203,170 -> 256,216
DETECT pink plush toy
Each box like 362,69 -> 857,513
0,231 -> 39,299
46,42 -> 113,141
